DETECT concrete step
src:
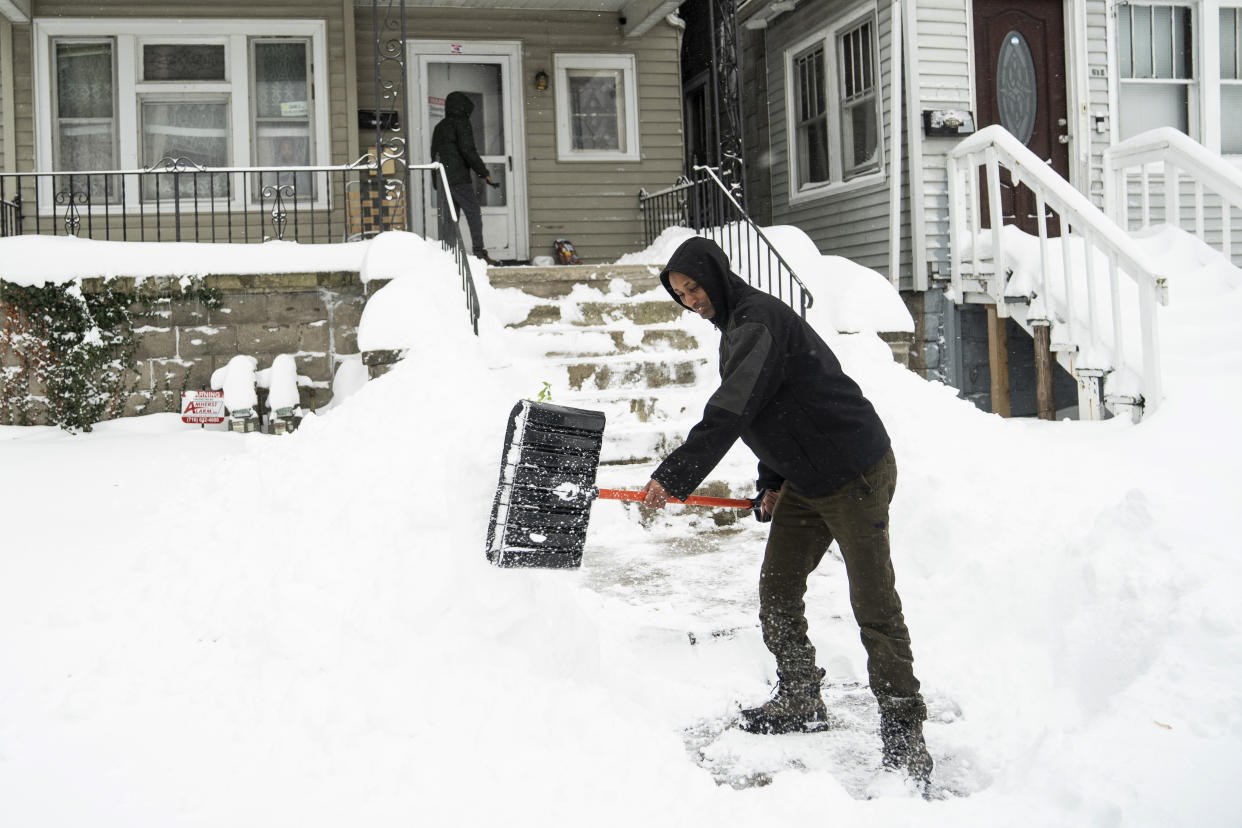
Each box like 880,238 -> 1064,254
506,299 -> 687,329
551,354 -> 709,392
488,263 -> 663,298
515,325 -> 702,357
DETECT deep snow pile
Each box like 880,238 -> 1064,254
1,229 -> 1240,827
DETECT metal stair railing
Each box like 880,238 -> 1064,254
425,161 -> 481,335
638,165 -> 814,318
1104,126 -> 1242,266
947,125 -> 1169,416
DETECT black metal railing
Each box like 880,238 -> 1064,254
429,164 -> 481,335
0,156 -> 420,243
638,165 -> 813,317
0,158 -> 481,334
0,194 -> 16,238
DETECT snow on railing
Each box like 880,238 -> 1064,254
947,125 -> 1169,411
1105,127 -> 1242,265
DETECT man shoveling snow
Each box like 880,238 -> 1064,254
639,237 -> 933,788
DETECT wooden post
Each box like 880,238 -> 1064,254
987,305 -> 1011,417
1034,322 -> 1056,420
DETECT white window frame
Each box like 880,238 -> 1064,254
33,18 -> 330,214
553,53 -> 641,162
1115,2 -> 1200,142
1216,4 -> 1242,154
783,2 -> 885,205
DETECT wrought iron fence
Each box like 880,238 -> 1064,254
0,193 -> 16,238
0,157 -> 481,334
0,156 -> 427,243
638,165 -> 813,317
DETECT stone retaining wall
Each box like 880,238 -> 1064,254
2,271 -> 377,424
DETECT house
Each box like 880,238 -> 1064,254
0,0 -> 687,263
732,0 -> 1242,419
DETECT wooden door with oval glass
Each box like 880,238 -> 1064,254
973,0 -> 1070,236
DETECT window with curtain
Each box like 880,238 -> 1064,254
44,24 -> 324,207
53,39 -> 118,200
1117,3 -> 1194,140
251,39 -> 314,200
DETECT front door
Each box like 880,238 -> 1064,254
410,41 -> 527,260
973,1 -> 1070,235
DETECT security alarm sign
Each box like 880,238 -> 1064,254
181,390 -> 226,424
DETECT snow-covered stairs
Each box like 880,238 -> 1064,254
488,263 -> 754,502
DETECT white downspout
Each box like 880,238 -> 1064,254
888,0 -> 904,288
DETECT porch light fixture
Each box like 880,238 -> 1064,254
534,70 -> 549,91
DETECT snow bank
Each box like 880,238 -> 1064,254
0,235 -> 368,286
1,226 -> 1240,827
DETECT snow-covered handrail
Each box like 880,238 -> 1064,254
947,124 -> 1168,411
1104,127 -> 1242,263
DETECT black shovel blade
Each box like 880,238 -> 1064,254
485,400 -> 606,568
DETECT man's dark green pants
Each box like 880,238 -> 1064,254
759,448 -> 922,701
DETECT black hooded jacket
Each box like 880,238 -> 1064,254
651,237 -> 891,501
430,92 -> 490,186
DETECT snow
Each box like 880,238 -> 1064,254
255,354 -> 306,413
209,354 -> 259,412
2,227 -> 1241,827
0,235 -> 368,286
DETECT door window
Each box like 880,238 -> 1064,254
996,31 -> 1038,144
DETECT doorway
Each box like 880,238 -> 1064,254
973,1 -> 1070,235
409,41 -> 527,260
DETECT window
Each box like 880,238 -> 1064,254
839,19 -> 880,178
785,7 -> 883,201
793,44 -> 829,187
1117,4 -> 1195,140
1222,8 -> 1242,152
35,19 -> 328,208
553,53 -> 640,162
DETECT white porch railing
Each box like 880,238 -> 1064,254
1104,126 -> 1242,266
947,125 -> 1169,417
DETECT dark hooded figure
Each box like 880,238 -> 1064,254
641,237 -> 933,787
430,91 -> 498,264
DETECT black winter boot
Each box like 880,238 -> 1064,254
878,695 -> 934,790
739,668 -> 828,734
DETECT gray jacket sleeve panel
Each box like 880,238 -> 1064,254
708,321 -> 774,416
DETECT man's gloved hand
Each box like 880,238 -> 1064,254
753,487 -> 781,523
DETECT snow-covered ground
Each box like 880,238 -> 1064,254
1,228 -> 1240,826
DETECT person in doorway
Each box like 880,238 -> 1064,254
430,91 -> 500,265
640,237 -> 933,787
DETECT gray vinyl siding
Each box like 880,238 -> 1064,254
0,20 -> 9,172
359,7 -> 684,263
12,21 -> 29,173
910,0 -> 973,283
1085,0 -> 1112,208
757,0 -> 912,282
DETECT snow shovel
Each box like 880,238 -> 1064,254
485,400 -> 760,569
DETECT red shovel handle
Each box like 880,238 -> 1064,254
596,488 -> 756,510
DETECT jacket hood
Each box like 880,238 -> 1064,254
659,237 -> 750,327
445,91 -> 474,118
